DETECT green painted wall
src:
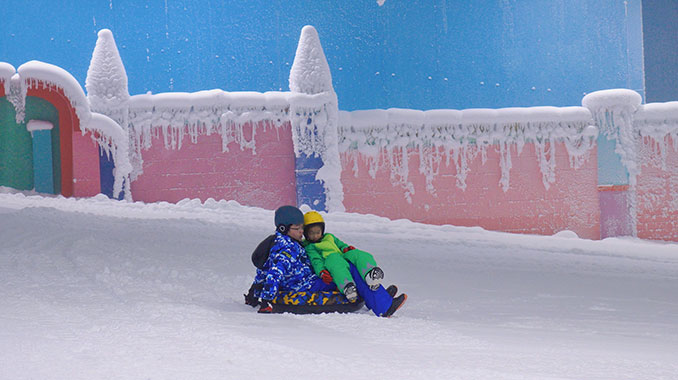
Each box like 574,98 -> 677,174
0,98 -> 33,190
0,97 -> 60,192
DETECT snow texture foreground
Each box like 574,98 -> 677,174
1,192 -> 677,379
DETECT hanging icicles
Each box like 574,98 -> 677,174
338,106 -> 597,201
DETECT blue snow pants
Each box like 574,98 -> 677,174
308,263 -> 393,317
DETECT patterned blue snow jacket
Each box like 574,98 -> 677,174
252,232 -> 319,301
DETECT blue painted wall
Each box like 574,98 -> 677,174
642,0 -> 678,102
1,1 -> 645,111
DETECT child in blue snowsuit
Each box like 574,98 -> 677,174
251,205 -> 403,317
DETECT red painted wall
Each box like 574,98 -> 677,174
72,130 -> 102,197
637,136 -> 678,241
130,121 -> 297,209
25,82 -> 78,197
341,143 -> 600,239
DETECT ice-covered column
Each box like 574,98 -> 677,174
582,89 -> 641,238
86,28 -> 131,199
289,25 -> 344,211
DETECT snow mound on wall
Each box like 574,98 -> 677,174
339,106 -> 597,199
289,25 -> 334,95
86,29 -> 129,112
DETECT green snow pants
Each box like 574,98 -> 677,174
324,249 -> 378,293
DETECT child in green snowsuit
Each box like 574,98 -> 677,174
302,211 -> 384,302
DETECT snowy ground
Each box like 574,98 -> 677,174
1,192 -> 677,380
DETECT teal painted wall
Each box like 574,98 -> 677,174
0,97 -> 61,192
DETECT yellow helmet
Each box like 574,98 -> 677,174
303,211 -> 324,226
303,211 -> 325,240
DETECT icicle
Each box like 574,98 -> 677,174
534,136 -> 556,190
8,74 -> 26,123
498,140 -> 512,192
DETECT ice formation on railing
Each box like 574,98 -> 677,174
634,101 -> 678,171
582,89 -> 642,186
127,90 -> 291,178
338,106 -> 597,201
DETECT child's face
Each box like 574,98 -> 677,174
306,225 -> 323,242
288,224 -> 304,242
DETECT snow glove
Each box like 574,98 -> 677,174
258,299 -> 273,313
319,269 -> 333,284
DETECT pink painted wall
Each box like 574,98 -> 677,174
636,136 -> 678,242
130,121 -> 297,210
72,131 -> 102,197
341,143 -> 600,239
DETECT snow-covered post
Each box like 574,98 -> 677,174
582,89 -> 641,238
0,62 -> 15,97
288,25 -> 344,212
85,29 -> 131,200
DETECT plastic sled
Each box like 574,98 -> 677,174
244,285 -> 364,314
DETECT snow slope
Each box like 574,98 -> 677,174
1,192 -> 677,379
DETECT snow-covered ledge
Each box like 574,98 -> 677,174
634,101 -> 678,169
17,61 -> 92,126
0,62 -> 15,93
338,106 -> 597,196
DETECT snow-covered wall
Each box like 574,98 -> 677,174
125,90 -> 297,209
3,22 -> 678,242
635,102 -> 678,241
337,107 -> 600,239
0,61 -> 131,199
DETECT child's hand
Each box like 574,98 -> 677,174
319,270 -> 333,284
342,246 -> 356,253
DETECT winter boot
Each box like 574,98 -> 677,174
385,285 -> 398,298
383,293 -> 407,318
365,267 -> 384,291
343,282 -> 358,302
